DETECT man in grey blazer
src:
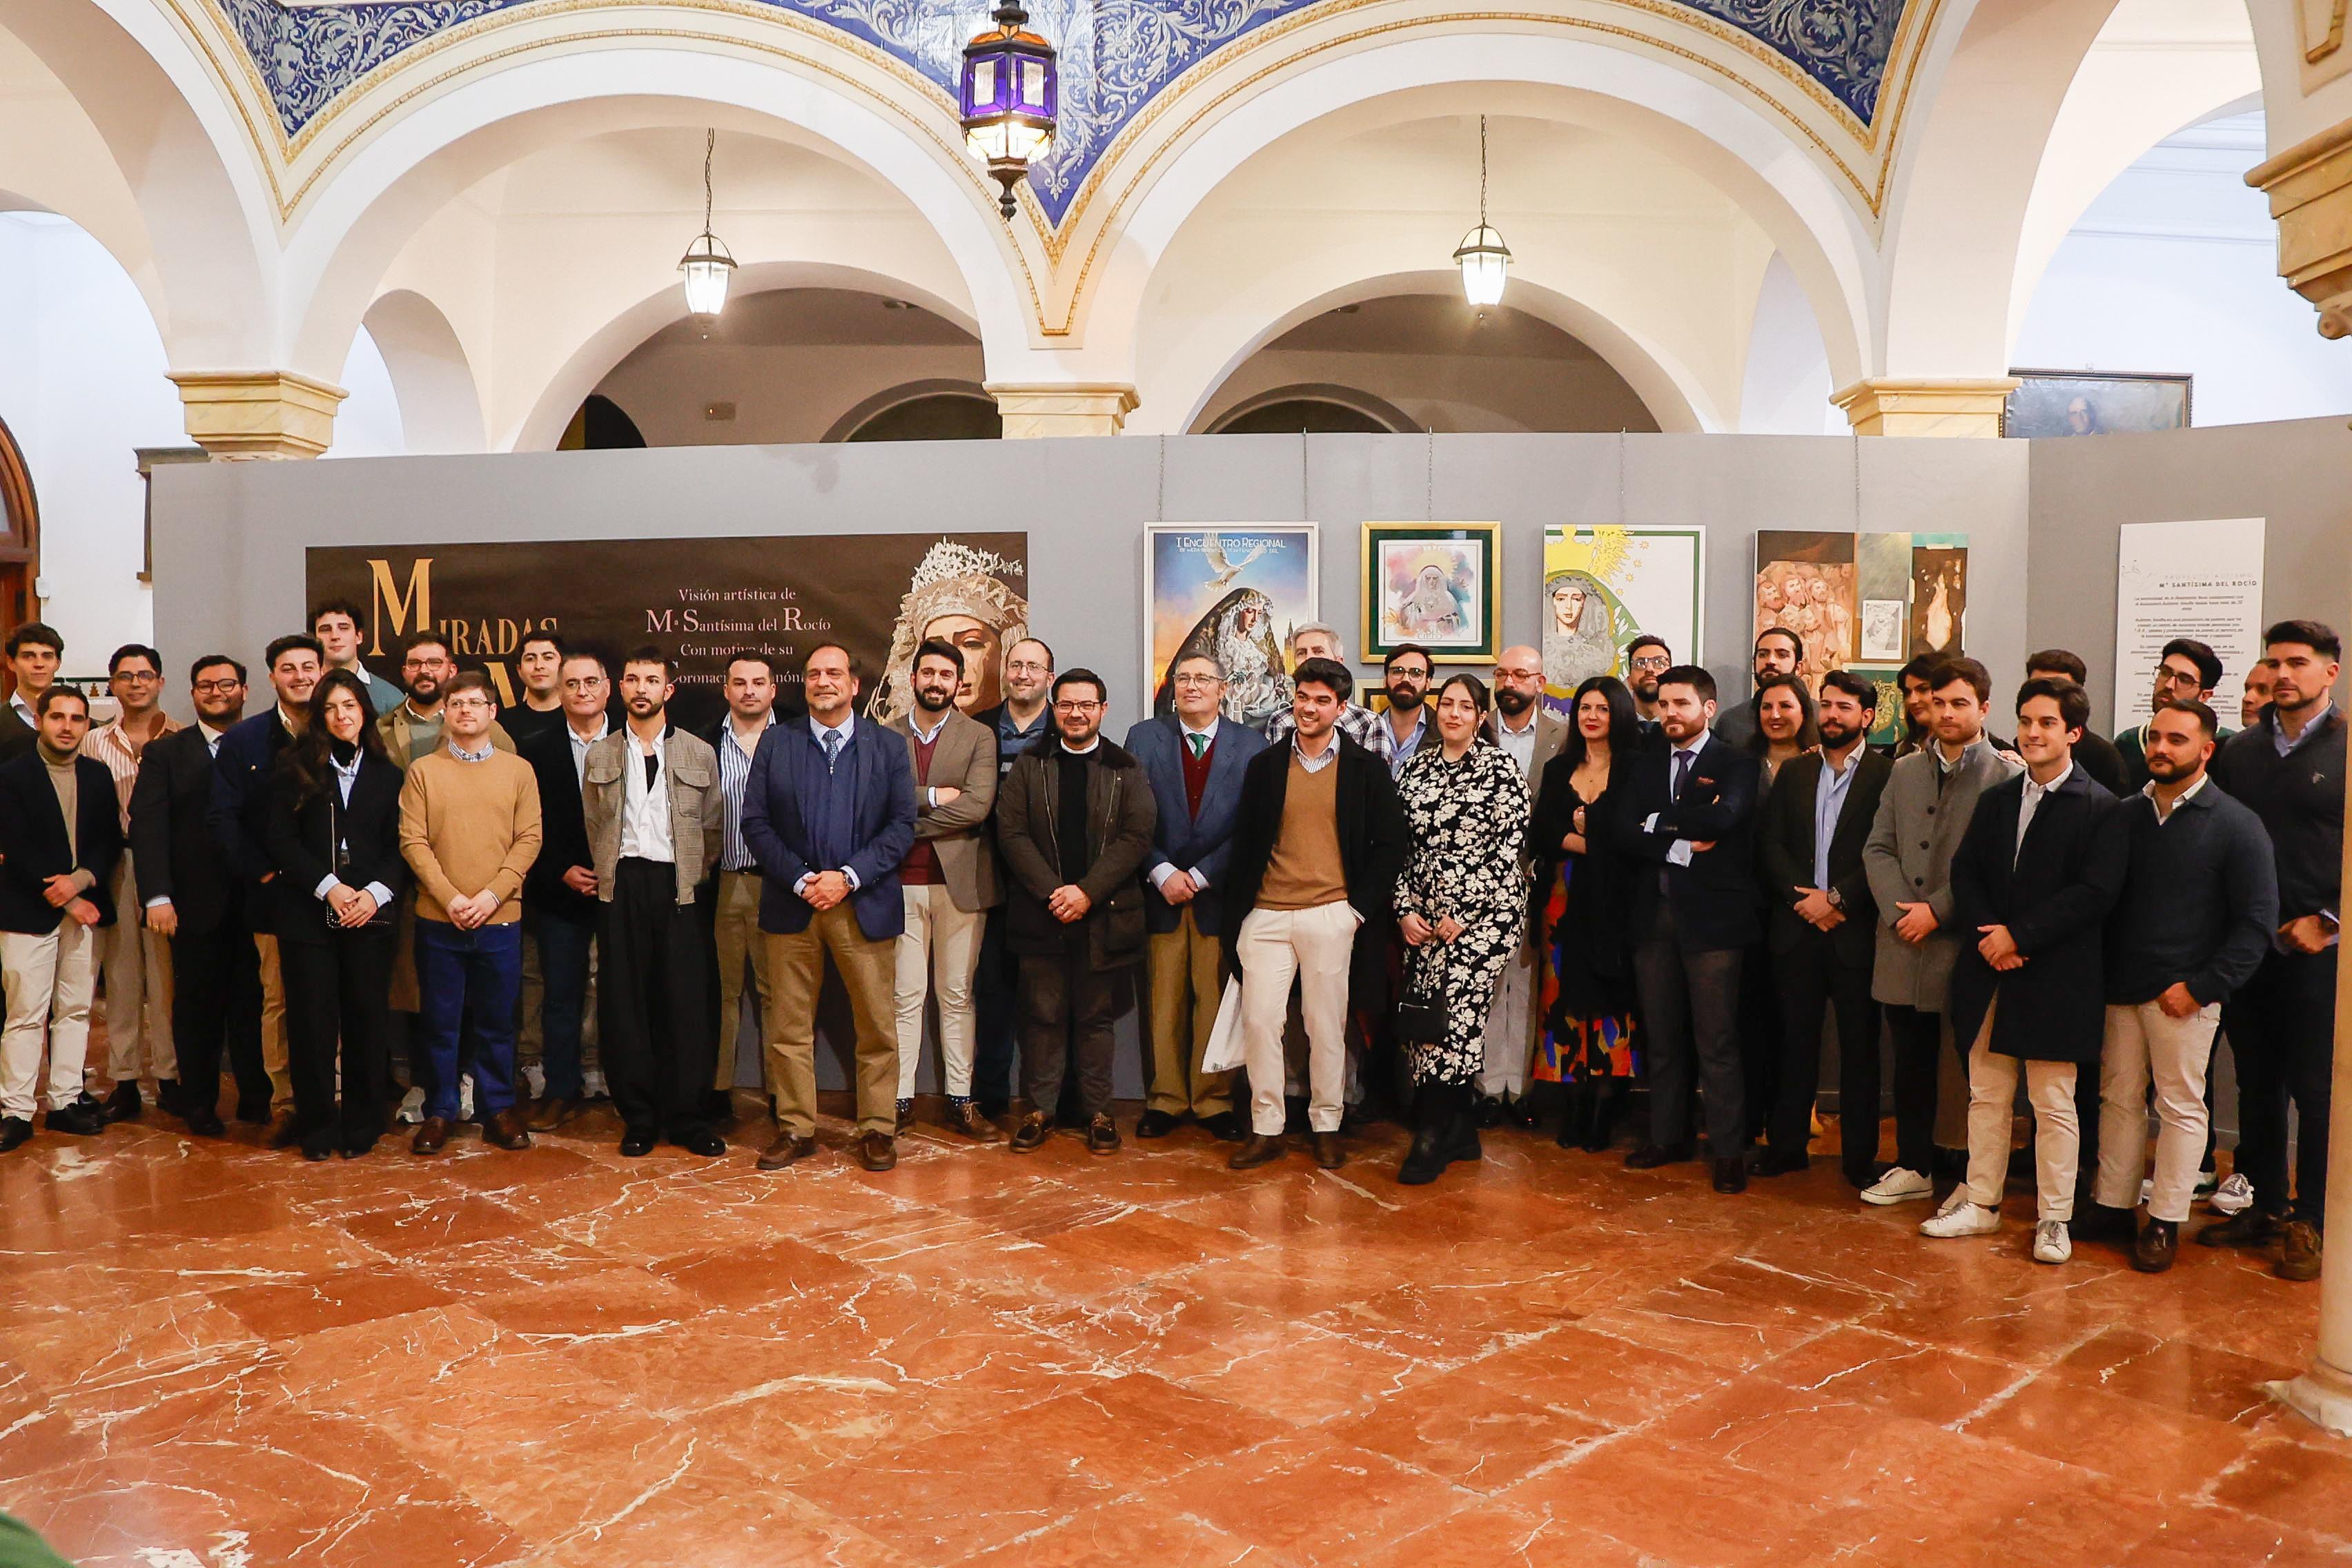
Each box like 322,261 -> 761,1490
1860,656 -> 2019,1206
888,640 -> 1002,1140
1126,651 -> 1266,1141
1483,645 -> 1568,1121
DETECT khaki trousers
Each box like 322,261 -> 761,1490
2095,999 -> 2221,1224
1239,902 -> 1355,1135
1960,1003 -> 2078,1222
1146,907 -> 1232,1117
102,854 -> 175,1083
1478,945 -> 1533,1100
894,884 -> 985,1099
1,923 -> 97,1117
253,931 -> 293,1107
765,904 -> 898,1138
714,871 -> 774,1092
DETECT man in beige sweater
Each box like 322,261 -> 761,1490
399,671 -> 542,1155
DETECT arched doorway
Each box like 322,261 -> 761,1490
0,414 -> 38,643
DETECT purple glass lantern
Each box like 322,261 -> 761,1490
959,3 -> 1058,219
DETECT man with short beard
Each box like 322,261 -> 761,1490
1625,635 -> 1671,727
380,633 -> 515,767
1378,645 -> 1435,778
82,645 -> 178,1121
1478,645 -> 1566,1124
1712,628 -> 1803,752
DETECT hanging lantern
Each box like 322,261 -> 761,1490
1455,116 -> 1511,307
960,3 -> 1059,219
678,129 -> 736,317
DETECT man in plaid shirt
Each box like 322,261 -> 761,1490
81,644 -> 178,1122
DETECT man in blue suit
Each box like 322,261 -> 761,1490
1618,664 -> 1763,1194
1125,652 -> 1266,1142
742,643 -> 917,1174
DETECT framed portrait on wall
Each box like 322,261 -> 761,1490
1540,525 -> 1704,715
2003,370 -> 2191,438
1143,524 -> 1318,733
1361,522 -> 1502,663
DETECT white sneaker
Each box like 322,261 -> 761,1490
1920,1197 -> 2001,1238
1862,1166 -> 1934,1206
458,1074 -> 476,1122
2211,1173 -> 2254,1215
2195,1168 -> 2219,1199
2033,1219 -> 2072,1264
2139,1177 -> 2154,1206
395,1086 -> 425,1125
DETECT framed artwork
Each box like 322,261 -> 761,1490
2003,371 -> 2191,438
1362,522 -> 1502,663
1540,526 -> 1705,714
1909,534 -> 1968,658
1754,531 -> 1859,674
1143,524 -> 1318,732
1846,663 -> 1909,752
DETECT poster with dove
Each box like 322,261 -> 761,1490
1144,525 -> 1319,733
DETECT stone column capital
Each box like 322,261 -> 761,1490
167,370 -> 347,460
2247,117 -> 2352,339
984,382 -> 1139,439
1829,378 -> 2020,438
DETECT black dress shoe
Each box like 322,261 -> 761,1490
1087,1114 -> 1121,1156
1471,1095 -> 1506,1130
300,1135 -> 337,1163
618,1126 -> 658,1157
1750,1147 -> 1810,1177
2072,1202 -> 2137,1246
1135,1109 -> 1179,1139
340,1135 -> 377,1159
672,1128 -> 725,1158
1624,1141 -> 1694,1170
896,1099 -> 916,1135
1008,1112 -> 1051,1153
100,1081 -> 142,1123
1202,1110 -> 1245,1143
0,1116 -> 31,1151
701,1090 -> 734,1124
1712,1156 -> 1749,1194
1312,1131 -> 1345,1170
44,1104 -> 104,1137
2197,1208 -> 2281,1248
184,1108 -> 226,1138
235,1097 -> 271,1126
155,1079 -> 184,1117
2133,1217 -> 2179,1273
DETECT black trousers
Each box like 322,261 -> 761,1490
599,858 -> 716,1139
1770,930 -> 1881,1181
1631,899 -> 1744,1155
1738,943 -> 1780,1141
170,924 -> 265,1115
282,930 -> 395,1147
2221,945 -> 2336,1228
1885,1002 -> 1943,1175
972,912 -> 1021,1112
1019,945 -> 1124,1121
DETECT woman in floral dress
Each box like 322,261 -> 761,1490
1393,674 -> 1530,1185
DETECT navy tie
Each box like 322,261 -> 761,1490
823,729 -> 841,767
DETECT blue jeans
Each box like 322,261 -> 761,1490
415,919 -> 523,1120
527,909 -> 594,1102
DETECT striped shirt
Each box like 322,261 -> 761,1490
716,712 -> 774,871
82,715 -> 178,833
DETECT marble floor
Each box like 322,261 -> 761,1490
3,1088 -> 2349,1568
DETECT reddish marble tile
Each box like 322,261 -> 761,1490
1173,1325 -> 1420,1425
1142,1432 -> 1476,1568
1962,1370 -> 2261,1497
339,1192 -> 553,1251
1758,1324 -> 2021,1425
4,1289 -> 260,1392
516,1446 -> 921,1568
1496,1433 -> 1854,1568
649,1234 -> 884,1311
1326,1363 -> 1610,1491
213,1260 -> 459,1338
1351,1502 -> 1657,1568
2052,1327 -> 2302,1428
466,1266 -> 705,1343
1456,1322 -> 1723,1429
2212,1436 -> 2352,1543
958,1495 -> 1273,1568
2117,1503 -> 2352,1567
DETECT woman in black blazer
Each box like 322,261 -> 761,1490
266,670 -> 407,1159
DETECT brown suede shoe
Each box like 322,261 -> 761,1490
756,1132 -> 819,1171
411,1116 -> 451,1156
482,1107 -> 532,1150
526,1095 -> 580,1133
1008,1111 -> 1051,1153
950,1101 -> 1004,1143
1229,1133 -> 1287,1170
265,1109 -> 303,1149
854,1132 -> 898,1172
2132,1217 -> 2178,1273
1087,1113 -> 1121,1156
2197,1208 -> 2281,1248
1313,1131 -> 1346,1170
2280,1219 -> 2322,1282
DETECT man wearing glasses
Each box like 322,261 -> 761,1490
82,645 -> 177,1123
970,638 -> 1055,1117
2118,639 -> 2228,792
380,633 -> 515,767
1625,636 -> 1672,729
996,670 -> 1156,1155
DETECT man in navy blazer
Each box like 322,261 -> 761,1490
1618,664 -> 1763,1193
1124,652 -> 1266,1141
741,643 -> 917,1173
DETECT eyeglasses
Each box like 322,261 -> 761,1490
2153,664 -> 2205,689
112,671 -> 159,683
192,678 -> 243,694
1006,660 -> 1051,676
561,678 -> 607,693
1629,654 -> 1672,671
444,696 -> 493,712
1052,700 -> 1102,714
1170,674 -> 1221,687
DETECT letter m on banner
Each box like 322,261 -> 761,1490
369,558 -> 433,656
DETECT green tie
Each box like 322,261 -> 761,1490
1188,733 -> 1207,758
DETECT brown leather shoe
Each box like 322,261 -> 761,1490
265,1109 -> 302,1149
526,1095 -> 580,1133
1313,1131 -> 1346,1170
2280,1219 -> 2323,1282
2133,1217 -> 2178,1273
411,1116 -> 451,1156
1008,1111 -> 1050,1153
854,1132 -> 897,1172
482,1107 -> 532,1150
756,1132 -> 819,1171
2197,1208 -> 2281,1248
1229,1133 -> 1287,1170
1087,1113 -> 1121,1155
950,1101 -> 1004,1143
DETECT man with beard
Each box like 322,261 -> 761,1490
522,651 -> 610,1133
888,640 -> 1001,1140
699,654 -> 778,1124
970,636 -> 1055,1117
1266,625 -> 1392,761
1478,645 -> 1566,1125
994,669 -> 1154,1155
580,649 -> 723,1158
504,631 -> 570,752
1378,645 -> 1435,778
1756,670 -> 1892,1184
83,645 -> 177,1123
380,634 -> 515,766
1625,635 -> 1672,728
1713,628 -> 1803,752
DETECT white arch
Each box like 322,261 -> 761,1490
361,289 -> 487,453
1074,32 -> 1874,395
281,48 -> 1026,392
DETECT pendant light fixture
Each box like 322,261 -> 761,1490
678,128 -> 736,317
1454,115 -> 1511,308
959,3 -> 1060,219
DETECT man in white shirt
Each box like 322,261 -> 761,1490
84,644 -> 178,1122
0,623 -> 63,766
522,652 -> 610,1131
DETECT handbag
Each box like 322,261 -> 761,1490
1200,979 -> 1247,1074
324,790 -> 394,933
1393,951 -> 1449,1048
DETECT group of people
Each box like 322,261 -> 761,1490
0,600 -> 2334,1286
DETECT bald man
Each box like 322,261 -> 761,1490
1479,645 -> 1569,1124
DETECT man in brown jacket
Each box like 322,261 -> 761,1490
399,671 -> 542,1155
996,669 -> 1155,1155
888,639 -> 1001,1139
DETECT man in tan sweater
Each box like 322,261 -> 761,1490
399,671 -> 542,1155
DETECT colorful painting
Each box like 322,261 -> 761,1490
1362,523 -> 1502,663
1754,531 -> 1859,674
1144,525 -> 1317,731
1540,527 -> 1705,716
1910,536 -> 1969,658
1847,663 -> 1908,751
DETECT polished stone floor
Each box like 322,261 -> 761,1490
3,1086 -> 2349,1568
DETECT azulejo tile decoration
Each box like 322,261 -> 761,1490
215,0 -> 1906,226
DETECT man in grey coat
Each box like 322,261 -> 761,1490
1859,656 -> 2019,1206
888,639 -> 1001,1140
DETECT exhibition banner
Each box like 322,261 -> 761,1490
307,533 -> 1030,732
2111,518 -> 2264,735
1142,524 -> 1318,729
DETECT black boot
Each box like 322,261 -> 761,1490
1582,1081 -> 1620,1153
1448,1081 -> 1484,1164
1556,1084 -> 1591,1150
1398,1082 -> 1451,1186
